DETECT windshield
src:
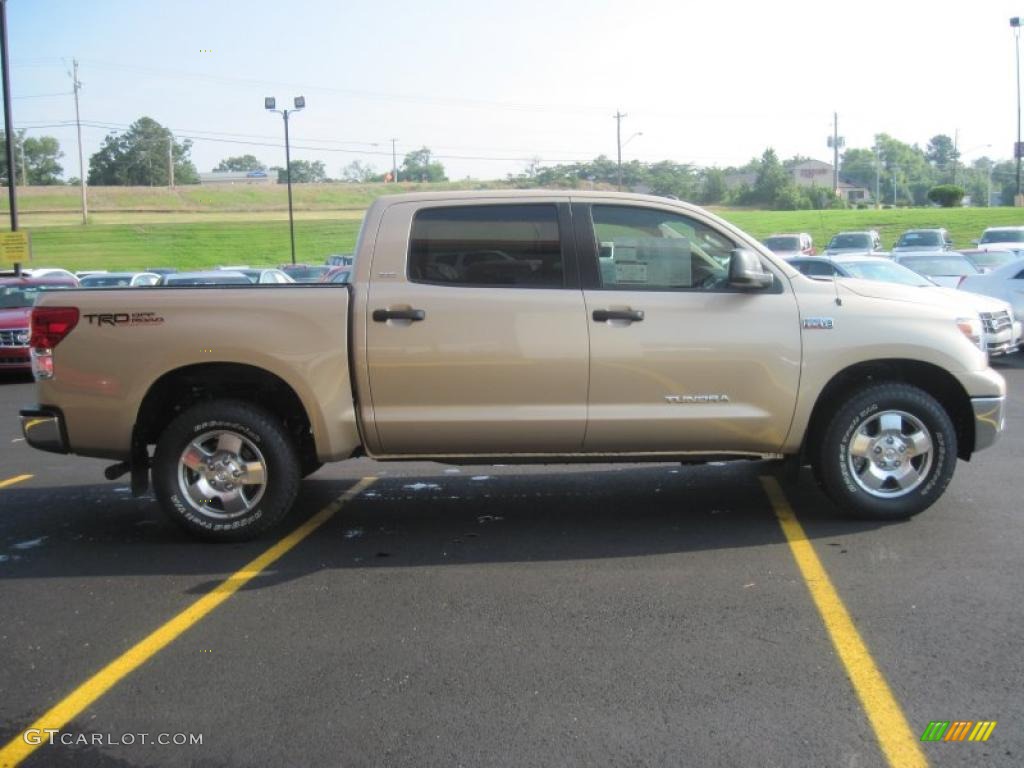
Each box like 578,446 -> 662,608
967,250 -> 1019,269
81,275 -> 135,287
980,229 -> 1024,244
896,231 -> 941,247
829,234 -> 871,249
839,260 -> 931,287
165,275 -> 250,285
897,255 -> 979,276
763,236 -> 801,251
283,266 -> 330,280
0,284 -> 74,309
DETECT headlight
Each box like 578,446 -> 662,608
956,315 -> 985,351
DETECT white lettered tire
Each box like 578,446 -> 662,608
814,383 -> 957,520
153,400 -> 300,541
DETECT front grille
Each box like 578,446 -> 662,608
0,355 -> 29,364
0,328 -> 29,347
980,311 -> 1012,334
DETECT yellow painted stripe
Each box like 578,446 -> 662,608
0,474 -> 32,489
0,476 -> 376,768
760,477 -> 929,768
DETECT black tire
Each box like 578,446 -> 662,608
814,382 -> 957,520
152,399 -> 300,541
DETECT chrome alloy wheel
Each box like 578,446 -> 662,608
177,430 -> 268,517
847,409 -> 934,498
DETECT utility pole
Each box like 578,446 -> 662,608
390,138 -> 398,182
1,0 -> 19,232
265,96 -> 305,265
892,165 -> 899,205
613,110 -> 627,191
167,135 -> 174,188
1014,18 -> 1023,204
831,112 -> 839,193
18,137 -> 25,185
71,58 -> 87,224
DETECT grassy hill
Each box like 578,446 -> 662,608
2,183 -> 1021,271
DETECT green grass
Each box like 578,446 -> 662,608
21,219 -> 362,271
715,207 -> 1024,252
4,183 -> 1023,271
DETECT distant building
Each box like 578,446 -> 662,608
199,170 -> 274,185
723,159 -> 871,203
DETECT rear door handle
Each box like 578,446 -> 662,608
592,309 -> 644,322
372,308 -> 426,322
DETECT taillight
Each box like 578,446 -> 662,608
30,307 -> 79,349
30,307 -> 78,381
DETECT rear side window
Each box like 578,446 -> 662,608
409,204 -> 564,288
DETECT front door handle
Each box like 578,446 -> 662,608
593,308 -> 644,322
372,308 -> 426,322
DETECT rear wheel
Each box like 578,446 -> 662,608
814,383 -> 957,520
152,399 -> 300,541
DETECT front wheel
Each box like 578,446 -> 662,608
152,399 -> 300,541
814,383 -> 957,520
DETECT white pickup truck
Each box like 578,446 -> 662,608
21,191 -> 1006,540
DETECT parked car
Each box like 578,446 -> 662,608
79,272 -> 162,288
225,268 -> 295,284
157,271 -> 252,286
325,253 -> 354,267
761,233 -> 814,257
788,255 -> 1021,356
21,191 -> 1007,541
146,267 -> 178,276
959,248 -> 1023,272
825,230 -> 883,255
75,270 -> 108,278
16,268 -> 79,283
892,251 -> 982,288
280,264 -> 331,283
959,257 -> 1024,320
891,228 -> 952,253
976,226 -> 1024,247
318,266 -> 352,284
0,276 -> 78,371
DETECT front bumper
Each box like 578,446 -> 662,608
971,396 -> 1006,452
20,406 -> 69,454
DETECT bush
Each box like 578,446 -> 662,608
927,184 -> 965,208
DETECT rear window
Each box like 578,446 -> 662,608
980,229 -> 1024,244
829,234 -> 871,249
763,236 -> 801,252
409,204 -> 564,288
897,232 -> 941,246
898,256 -> 979,276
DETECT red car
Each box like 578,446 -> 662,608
317,265 -> 352,284
0,276 -> 78,371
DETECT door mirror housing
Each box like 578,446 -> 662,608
728,249 -> 774,289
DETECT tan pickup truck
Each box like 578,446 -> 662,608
21,191 -> 1006,540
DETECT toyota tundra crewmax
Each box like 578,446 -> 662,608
20,191 -> 1007,540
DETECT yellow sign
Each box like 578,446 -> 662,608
0,230 -> 30,265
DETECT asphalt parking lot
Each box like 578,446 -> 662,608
0,358 -> 1022,768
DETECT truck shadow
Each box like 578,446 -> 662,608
0,463 -> 907,589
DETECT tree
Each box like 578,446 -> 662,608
214,154 -> 265,172
87,117 -> 198,185
401,147 -> 447,182
752,148 -> 792,206
927,184 -> 965,207
925,134 -> 959,179
1,130 -> 64,185
340,160 -> 377,182
273,159 -> 326,183
700,167 -> 727,204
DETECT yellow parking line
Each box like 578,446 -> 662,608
0,474 -> 32,489
760,477 -> 928,768
0,476 -> 376,768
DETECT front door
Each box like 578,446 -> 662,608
576,202 -> 801,454
365,200 -> 589,455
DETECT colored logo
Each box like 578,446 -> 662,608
921,721 -> 997,742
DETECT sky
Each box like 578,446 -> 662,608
7,0 -> 1024,181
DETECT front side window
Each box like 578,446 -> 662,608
590,205 -> 736,291
409,204 -> 564,288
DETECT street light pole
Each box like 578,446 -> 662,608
266,96 -> 305,265
613,110 -> 626,191
0,0 -> 18,231
1014,18 -> 1022,204
390,138 -> 398,183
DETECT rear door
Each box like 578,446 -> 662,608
575,201 -> 801,454
364,199 -> 589,455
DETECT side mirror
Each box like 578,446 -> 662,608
971,239 -> 980,246
728,249 -> 773,290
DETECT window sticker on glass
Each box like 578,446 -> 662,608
615,262 -> 648,283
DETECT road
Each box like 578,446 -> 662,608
0,358 -> 1022,768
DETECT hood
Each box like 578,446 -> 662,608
0,307 -> 31,330
839,278 -> 994,316
932,287 -> 1014,315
